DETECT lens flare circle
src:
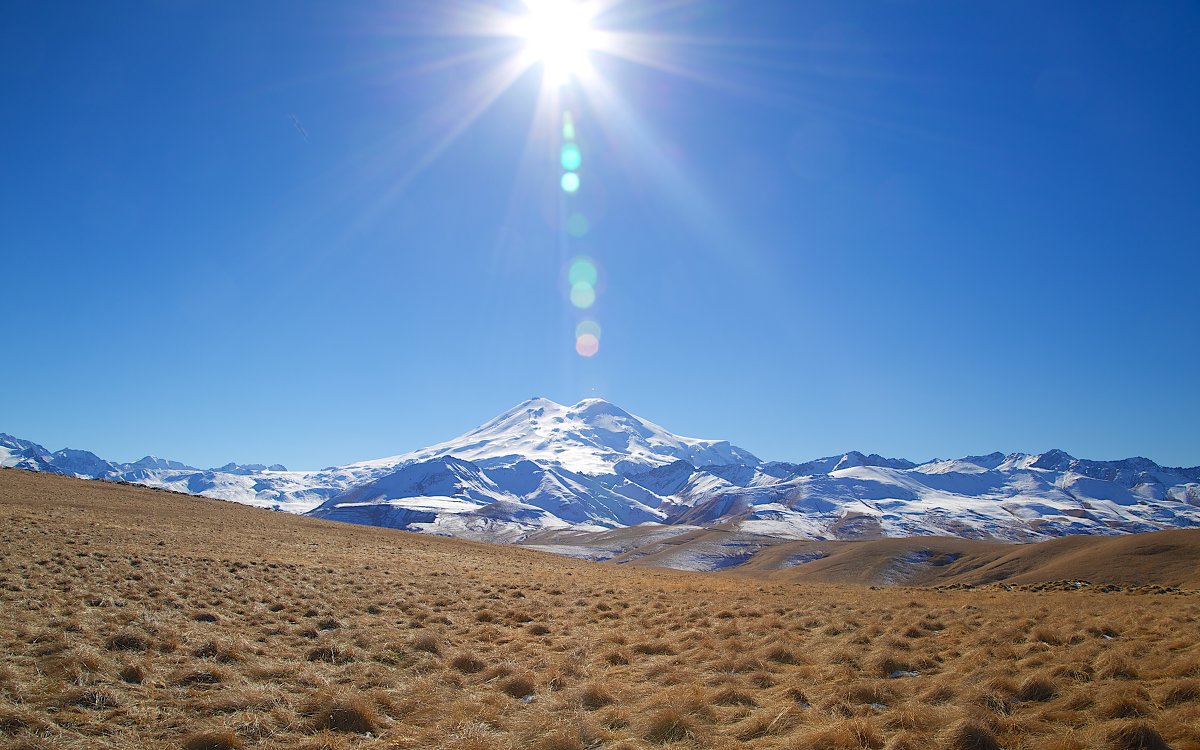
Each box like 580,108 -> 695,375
560,143 -> 582,171
575,320 -> 601,339
561,172 -> 581,193
570,282 -> 596,308
566,212 -> 589,237
568,257 -> 598,286
576,332 -> 600,357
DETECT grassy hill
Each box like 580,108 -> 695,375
2,469 -> 1199,750
732,531 -> 1200,588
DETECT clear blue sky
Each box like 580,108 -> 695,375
2,1 -> 1197,469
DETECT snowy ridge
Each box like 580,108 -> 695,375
0,433 -> 351,514
4,401 -> 1200,562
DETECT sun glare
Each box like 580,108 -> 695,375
517,0 -> 596,85
386,0 -> 751,361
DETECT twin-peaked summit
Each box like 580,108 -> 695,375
348,397 -> 759,477
301,398 -> 762,538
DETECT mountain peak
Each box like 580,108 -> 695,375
569,397 -> 638,419
829,451 -> 917,472
363,398 -> 759,476
1030,449 -> 1077,471
130,455 -> 196,471
571,396 -> 620,409
485,397 -> 564,425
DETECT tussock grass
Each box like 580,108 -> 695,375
118,663 -> 145,683
104,630 -> 149,652
734,705 -> 804,740
577,682 -> 616,709
791,717 -> 884,749
641,706 -> 700,744
1106,720 -> 1172,750
301,692 -> 381,734
1015,674 -> 1058,702
2,469 -> 1199,749
944,720 -> 1001,750
182,730 -> 243,750
1162,678 -> 1200,706
409,633 -> 440,654
498,672 -> 536,698
449,651 -> 486,674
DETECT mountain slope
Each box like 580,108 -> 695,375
307,454 -> 667,541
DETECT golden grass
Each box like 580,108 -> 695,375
2,469 -> 1200,750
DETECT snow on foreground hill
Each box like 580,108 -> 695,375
4,398 -> 1200,553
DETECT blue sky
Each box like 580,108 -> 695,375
2,0 -> 1197,469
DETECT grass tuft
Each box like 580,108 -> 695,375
410,634 -> 440,654
1162,678 -> 1200,706
1015,674 -> 1057,702
302,694 -> 381,734
499,673 -> 536,699
734,706 -> 801,740
765,645 -> 801,664
61,686 -> 120,710
306,644 -> 355,664
450,652 -> 486,674
641,707 -> 697,744
713,686 -> 758,707
795,718 -> 884,749
105,630 -> 149,652
533,728 -> 585,750
944,720 -> 1001,750
182,730 -> 243,750
1105,721 -> 1171,750
578,683 -> 615,710
119,663 -> 145,684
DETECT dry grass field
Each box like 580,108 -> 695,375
2,469 -> 1199,750
526,524 -> 1200,588
736,532 -> 1200,589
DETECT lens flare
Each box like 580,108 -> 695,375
575,332 -> 600,357
562,111 -> 576,141
561,171 -> 581,193
566,212 -> 589,237
568,257 -> 598,286
570,282 -> 596,308
575,319 -> 601,339
560,143 -> 582,171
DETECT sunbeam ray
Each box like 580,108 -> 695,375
581,72 -> 767,275
329,53 -> 536,252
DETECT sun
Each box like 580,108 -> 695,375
516,0 -> 597,86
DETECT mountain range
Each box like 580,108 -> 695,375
4,397 -> 1199,562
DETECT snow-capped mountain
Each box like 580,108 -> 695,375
4,400 -> 1199,549
306,398 -> 751,539
348,397 -> 759,476
0,432 -> 343,513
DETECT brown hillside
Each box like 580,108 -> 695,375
2,468 -> 1200,750
734,531 -> 1200,588
527,521 -> 1200,588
